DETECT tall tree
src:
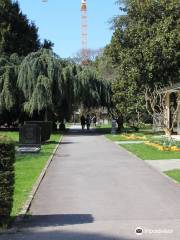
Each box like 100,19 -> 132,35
41,39 -> 54,50
0,53 -> 22,125
75,67 -> 109,110
104,0 -> 180,128
0,0 -> 40,56
17,49 -> 62,120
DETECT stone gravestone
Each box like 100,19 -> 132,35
18,124 -> 41,153
25,121 -> 52,142
111,119 -> 117,134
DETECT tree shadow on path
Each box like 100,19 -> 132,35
1,229 -> 142,240
64,128 -> 111,137
22,214 -> 94,228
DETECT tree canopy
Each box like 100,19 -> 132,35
0,0 -> 40,56
98,0 -> 180,126
1,0 -> 179,127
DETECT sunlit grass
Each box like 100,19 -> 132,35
0,131 -> 61,217
120,143 -> 180,160
165,169 -> 180,183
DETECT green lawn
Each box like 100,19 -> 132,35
165,169 -> 180,183
96,123 -> 111,129
95,124 -> 111,134
0,131 -> 61,217
120,143 -> 180,160
0,131 -> 19,142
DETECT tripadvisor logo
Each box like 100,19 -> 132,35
135,227 -> 143,235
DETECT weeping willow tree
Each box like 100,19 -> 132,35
18,49 -> 63,120
60,65 -> 76,120
76,67 -> 111,110
0,49 -> 112,125
0,53 -> 21,125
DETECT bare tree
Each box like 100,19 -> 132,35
72,48 -> 103,64
145,85 -> 180,137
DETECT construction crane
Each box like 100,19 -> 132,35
42,0 -> 88,63
81,0 -> 88,64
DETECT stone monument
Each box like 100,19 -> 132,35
25,121 -> 52,142
18,124 -> 41,153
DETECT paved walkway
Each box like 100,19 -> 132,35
1,126 -> 180,240
145,159 -> 180,172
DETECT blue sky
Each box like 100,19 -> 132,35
17,0 -> 122,58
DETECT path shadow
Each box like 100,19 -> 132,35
0,230 -> 144,240
64,128 -> 111,137
22,214 -> 94,228
44,141 -> 60,144
60,141 -> 77,145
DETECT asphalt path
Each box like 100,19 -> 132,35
1,126 -> 180,240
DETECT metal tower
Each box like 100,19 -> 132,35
81,0 -> 88,64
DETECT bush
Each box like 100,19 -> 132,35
0,136 -> 15,227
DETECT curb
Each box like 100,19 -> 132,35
0,135 -> 63,234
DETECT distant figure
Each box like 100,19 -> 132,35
92,115 -> 97,127
86,114 -> 91,130
80,115 -> 86,130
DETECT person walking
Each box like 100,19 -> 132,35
80,115 -> 86,130
86,114 -> 91,130
92,115 -> 97,127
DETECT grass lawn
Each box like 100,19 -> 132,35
96,123 -> 111,129
120,143 -> 180,160
0,131 -> 61,217
165,169 -> 180,183
0,131 -> 19,142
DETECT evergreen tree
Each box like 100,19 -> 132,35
0,0 -> 40,56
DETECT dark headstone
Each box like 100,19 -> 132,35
25,121 -> 52,142
18,124 -> 41,153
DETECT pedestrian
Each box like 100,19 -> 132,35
86,114 -> 91,130
80,115 -> 86,130
92,115 -> 97,127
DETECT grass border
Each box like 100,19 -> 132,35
11,135 -> 63,227
164,169 -> 180,184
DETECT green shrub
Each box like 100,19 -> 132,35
0,136 -> 15,227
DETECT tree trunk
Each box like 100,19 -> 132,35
164,127 -> 172,138
116,114 -> 124,133
44,109 -> 48,121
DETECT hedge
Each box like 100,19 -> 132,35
0,136 -> 15,227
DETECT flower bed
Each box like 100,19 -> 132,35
145,137 -> 180,152
121,134 -> 146,140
